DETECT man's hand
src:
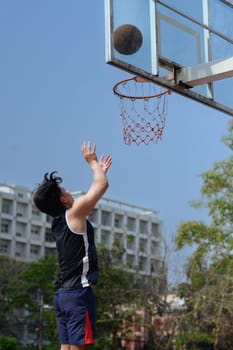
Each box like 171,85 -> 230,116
98,155 -> 112,174
81,142 -> 98,164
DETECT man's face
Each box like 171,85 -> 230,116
60,187 -> 74,208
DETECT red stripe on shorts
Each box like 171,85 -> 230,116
85,309 -> 94,344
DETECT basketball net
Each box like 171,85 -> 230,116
113,76 -> 170,146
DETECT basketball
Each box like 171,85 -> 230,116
114,24 -> 143,55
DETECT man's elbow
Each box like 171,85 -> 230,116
102,179 -> 109,192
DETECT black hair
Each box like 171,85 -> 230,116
33,171 -> 65,217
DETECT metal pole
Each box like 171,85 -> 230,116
38,289 -> 43,350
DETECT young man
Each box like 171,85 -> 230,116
33,142 -> 112,350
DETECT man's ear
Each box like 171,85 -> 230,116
60,195 -> 66,205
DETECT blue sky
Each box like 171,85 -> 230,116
0,1 -> 231,282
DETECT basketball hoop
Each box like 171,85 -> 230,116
113,76 -> 171,146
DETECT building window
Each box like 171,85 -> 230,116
15,242 -> 26,257
16,202 -> 28,218
139,220 -> 148,234
32,209 -> 41,220
113,233 -> 124,247
45,228 -> 54,242
1,219 -> 11,233
126,254 -> 135,269
138,256 -> 147,271
1,199 -> 13,214
112,234 -> 124,264
89,209 -> 98,223
126,235 -> 135,250
139,238 -> 147,253
16,222 -> 27,238
46,215 -> 53,223
0,239 -> 9,253
101,210 -> 111,226
151,259 -> 161,273
31,225 -> 40,234
114,213 -> 123,229
151,223 -> 160,239
101,229 -> 111,246
127,217 -> 136,231
30,245 -> 40,256
151,241 -> 160,255
31,225 -> 41,241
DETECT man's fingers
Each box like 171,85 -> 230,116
81,142 -> 96,154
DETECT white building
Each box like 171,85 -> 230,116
0,184 -> 165,277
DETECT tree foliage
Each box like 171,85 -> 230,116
0,336 -> 22,350
95,245 -> 172,350
0,255 -> 59,349
17,256 -> 59,348
0,256 -> 26,337
0,244 -> 169,349
175,120 -> 233,350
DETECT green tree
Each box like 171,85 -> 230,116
0,336 -> 21,350
94,245 -> 139,350
0,256 -> 26,337
94,245 -> 171,350
15,256 -> 59,349
0,245 -> 170,349
175,120 -> 233,350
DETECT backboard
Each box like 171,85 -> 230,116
105,0 -> 233,116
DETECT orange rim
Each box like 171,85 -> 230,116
113,76 -> 171,100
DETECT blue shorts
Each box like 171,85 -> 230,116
54,287 -> 96,345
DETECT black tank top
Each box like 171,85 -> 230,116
52,211 -> 98,291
